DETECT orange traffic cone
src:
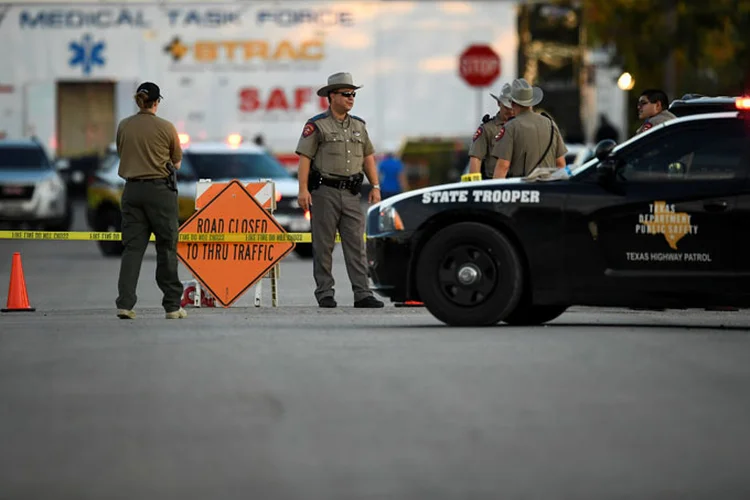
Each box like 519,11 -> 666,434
1,252 -> 35,312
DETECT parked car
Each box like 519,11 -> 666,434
366,96 -> 750,326
0,138 -> 72,231
86,136 -> 312,258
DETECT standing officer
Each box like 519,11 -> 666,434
492,78 -> 567,179
635,88 -> 676,135
295,72 -> 384,309
468,83 -> 515,179
115,82 -> 186,320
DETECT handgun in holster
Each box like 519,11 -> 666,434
349,172 -> 364,195
308,167 -> 322,192
166,162 -> 178,192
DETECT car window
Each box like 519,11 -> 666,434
0,146 -> 50,169
618,119 -> 747,182
183,151 -> 292,180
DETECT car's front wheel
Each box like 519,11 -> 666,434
415,222 -> 523,326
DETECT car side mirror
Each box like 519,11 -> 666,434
596,159 -> 617,184
594,139 -> 617,161
54,158 -> 70,171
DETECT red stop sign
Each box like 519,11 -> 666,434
459,45 -> 501,88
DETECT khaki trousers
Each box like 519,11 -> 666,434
310,185 -> 372,303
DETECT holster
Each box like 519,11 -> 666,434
308,168 -> 322,192
349,172 -> 364,195
166,162 -> 178,192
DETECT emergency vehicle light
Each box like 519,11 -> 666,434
736,98 -> 750,110
178,133 -> 190,145
227,134 -> 242,147
275,190 -> 282,203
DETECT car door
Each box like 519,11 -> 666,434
589,117 -> 747,296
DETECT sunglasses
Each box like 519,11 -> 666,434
637,99 -> 651,107
335,91 -> 357,98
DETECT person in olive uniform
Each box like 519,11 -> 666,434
492,78 -> 568,179
468,83 -> 515,179
635,88 -> 677,135
295,73 -> 384,309
115,82 -> 186,320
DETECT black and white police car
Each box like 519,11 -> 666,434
366,96 -> 750,326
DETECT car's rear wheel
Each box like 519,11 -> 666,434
503,304 -> 568,326
96,207 -> 123,257
415,222 -> 523,326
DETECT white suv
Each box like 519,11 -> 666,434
0,138 -> 71,230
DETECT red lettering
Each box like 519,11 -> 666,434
294,87 -> 312,110
238,88 -> 260,112
266,87 -> 289,111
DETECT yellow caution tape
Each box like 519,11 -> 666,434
461,173 -> 482,182
0,230 -> 337,243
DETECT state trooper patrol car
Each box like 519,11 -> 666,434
366,96 -> 750,326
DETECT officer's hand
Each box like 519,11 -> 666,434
298,189 -> 312,212
369,187 -> 381,204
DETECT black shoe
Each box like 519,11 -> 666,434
354,296 -> 384,308
319,297 -> 337,308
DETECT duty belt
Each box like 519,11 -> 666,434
320,177 -> 355,190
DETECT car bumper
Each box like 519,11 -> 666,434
274,213 -> 310,233
0,188 -> 68,221
366,232 -> 413,302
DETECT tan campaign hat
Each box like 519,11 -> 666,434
490,83 -> 512,108
317,72 -> 363,97
509,78 -> 544,107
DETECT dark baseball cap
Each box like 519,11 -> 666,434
136,82 -> 163,101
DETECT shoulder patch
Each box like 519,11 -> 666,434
350,114 -> 366,123
494,127 -> 506,141
301,122 -> 317,138
472,126 -> 483,142
642,122 -> 653,131
309,112 -> 328,122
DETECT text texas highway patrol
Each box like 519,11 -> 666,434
422,189 -> 540,204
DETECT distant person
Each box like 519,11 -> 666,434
635,89 -> 676,135
115,82 -> 186,320
378,152 -> 407,199
595,113 -> 620,143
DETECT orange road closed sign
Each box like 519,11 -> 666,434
176,179 -> 295,307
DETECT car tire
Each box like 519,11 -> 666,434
416,222 -> 523,326
294,243 -> 314,259
503,304 -> 568,326
96,208 -> 123,257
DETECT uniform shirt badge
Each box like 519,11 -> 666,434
472,127 -> 483,142
302,122 -> 316,138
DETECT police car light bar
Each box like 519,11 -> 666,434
736,98 -> 750,110
178,133 -> 190,145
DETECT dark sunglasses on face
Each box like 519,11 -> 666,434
637,99 -> 651,107
336,91 -> 356,98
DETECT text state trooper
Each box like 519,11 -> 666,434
295,72 -> 385,309
468,83 -> 515,180
492,78 -> 567,178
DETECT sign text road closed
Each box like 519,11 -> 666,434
176,179 -> 295,307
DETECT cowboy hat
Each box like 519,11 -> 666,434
317,72 -> 362,97
509,78 -> 543,107
490,83 -> 512,108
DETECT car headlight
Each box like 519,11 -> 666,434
378,205 -> 404,233
39,175 -> 65,194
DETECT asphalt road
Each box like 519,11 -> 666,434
1,202 -> 749,499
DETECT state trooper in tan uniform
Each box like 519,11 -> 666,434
635,88 -> 677,135
492,78 -> 568,179
468,83 -> 515,180
295,72 -> 384,309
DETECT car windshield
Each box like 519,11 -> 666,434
184,151 -> 292,180
0,147 -> 49,169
